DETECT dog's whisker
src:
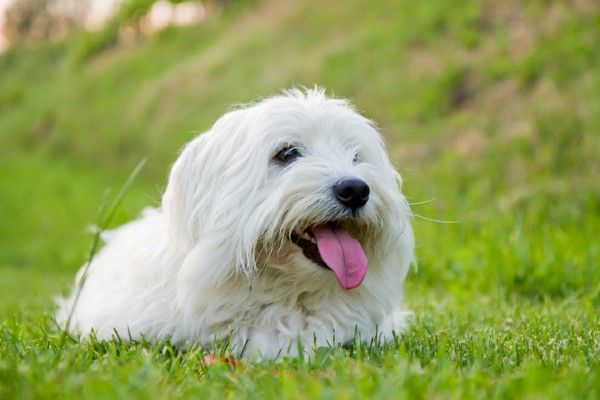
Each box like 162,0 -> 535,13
407,197 -> 438,206
413,214 -> 460,224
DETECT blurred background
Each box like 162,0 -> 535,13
0,0 -> 598,317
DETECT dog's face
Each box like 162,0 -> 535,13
163,89 -> 411,291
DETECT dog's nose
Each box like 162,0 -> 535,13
334,178 -> 370,211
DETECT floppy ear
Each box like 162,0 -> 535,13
162,133 -> 210,248
163,109 -> 275,298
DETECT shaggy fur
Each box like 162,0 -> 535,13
57,88 -> 415,359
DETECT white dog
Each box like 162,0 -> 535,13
57,88 -> 415,359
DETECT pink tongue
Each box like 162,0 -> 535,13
312,225 -> 368,290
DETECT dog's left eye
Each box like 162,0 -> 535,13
275,146 -> 301,164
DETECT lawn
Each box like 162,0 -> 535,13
1,0 -> 599,398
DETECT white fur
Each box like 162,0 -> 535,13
56,88 -> 415,359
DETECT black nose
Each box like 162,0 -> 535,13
334,178 -> 370,211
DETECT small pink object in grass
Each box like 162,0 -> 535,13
203,354 -> 238,369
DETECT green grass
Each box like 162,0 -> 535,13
1,0 -> 599,398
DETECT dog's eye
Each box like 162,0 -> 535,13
353,153 -> 359,164
275,146 -> 301,164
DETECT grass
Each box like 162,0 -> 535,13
2,301 -> 598,399
1,0 -> 599,398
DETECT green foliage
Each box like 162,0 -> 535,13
1,0 -> 599,398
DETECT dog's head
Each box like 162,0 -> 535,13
163,88 -> 413,291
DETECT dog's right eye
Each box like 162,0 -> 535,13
275,146 -> 301,164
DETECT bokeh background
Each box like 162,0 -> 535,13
0,0 -> 599,396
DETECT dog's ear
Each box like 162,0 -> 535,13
162,127 -> 266,264
162,133 -> 210,248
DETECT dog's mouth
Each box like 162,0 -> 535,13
291,224 -> 368,290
